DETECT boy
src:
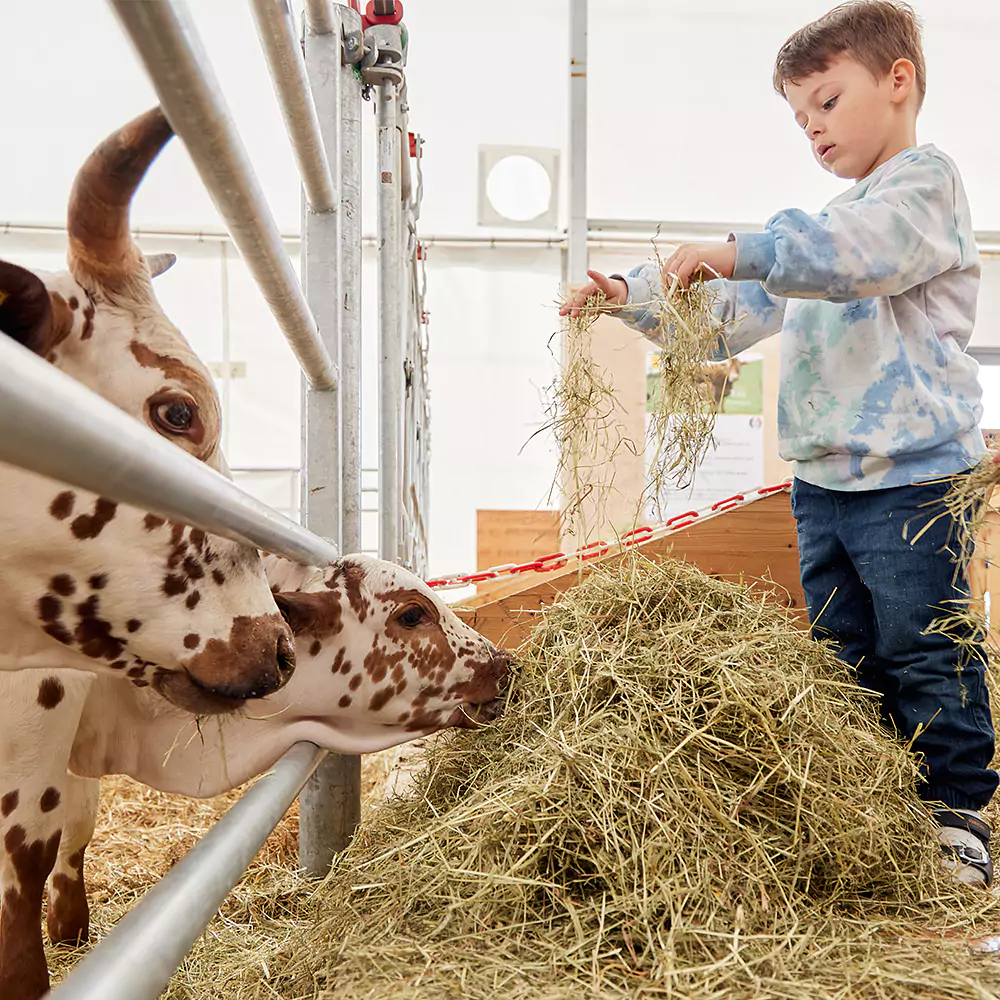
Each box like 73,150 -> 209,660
561,1 -> 996,885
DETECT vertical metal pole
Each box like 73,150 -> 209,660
566,0 -> 588,287
220,241 -> 233,455
299,0 -> 359,875
340,5 -> 363,555
377,80 -> 402,563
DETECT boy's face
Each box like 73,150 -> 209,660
785,53 -> 911,181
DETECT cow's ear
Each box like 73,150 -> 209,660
145,252 -> 177,278
273,591 -> 320,637
0,261 -> 57,355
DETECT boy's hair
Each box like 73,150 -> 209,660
773,1 -> 926,109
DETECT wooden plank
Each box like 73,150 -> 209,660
476,509 -> 561,572
456,491 -> 805,650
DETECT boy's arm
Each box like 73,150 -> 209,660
731,154 -> 967,303
614,261 -> 786,359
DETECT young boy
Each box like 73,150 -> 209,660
561,0 -> 997,886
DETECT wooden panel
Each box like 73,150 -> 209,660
458,492 -> 805,650
476,510 -> 561,572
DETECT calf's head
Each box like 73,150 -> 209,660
0,107 -> 294,711
270,555 -> 511,754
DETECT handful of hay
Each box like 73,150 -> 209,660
197,556 -> 999,1000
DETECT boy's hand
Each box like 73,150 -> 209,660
661,241 -> 736,289
559,269 -> 629,319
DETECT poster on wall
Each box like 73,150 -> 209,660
644,350 -> 766,520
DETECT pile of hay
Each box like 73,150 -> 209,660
143,555 -> 1000,999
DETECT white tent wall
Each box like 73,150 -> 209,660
1,1 -> 999,578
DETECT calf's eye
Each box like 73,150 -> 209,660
397,606 -> 425,628
151,397 -> 195,434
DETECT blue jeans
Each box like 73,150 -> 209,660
791,477 -> 997,810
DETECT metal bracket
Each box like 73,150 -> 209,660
360,23 -> 406,85
342,26 -> 364,65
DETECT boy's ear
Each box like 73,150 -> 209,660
889,57 -> 917,104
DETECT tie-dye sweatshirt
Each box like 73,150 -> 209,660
615,144 -> 985,490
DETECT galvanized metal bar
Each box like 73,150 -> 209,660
340,4 -> 364,556
298,0 -> 362,876
566,0 -> 588,286
0,336 -> 338,567
377,79 -> 402,562
249,0 -> 338,213
304,0 -> 335,33
48,743 -> 327,1000
110,0 -> 337,390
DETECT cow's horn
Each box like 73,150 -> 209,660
67,107 -> 174,295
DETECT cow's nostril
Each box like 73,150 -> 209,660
276,634 -> 296,676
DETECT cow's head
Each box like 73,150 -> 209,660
0,107 -> 295,712
269,555 -> 512,754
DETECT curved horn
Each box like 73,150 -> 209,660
67,107 -> 174,294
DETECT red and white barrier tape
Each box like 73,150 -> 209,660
425,480 -> 793,592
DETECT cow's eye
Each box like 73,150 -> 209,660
397,606 -> 426,628
152,398 -> 195,434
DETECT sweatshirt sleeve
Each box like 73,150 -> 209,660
614,261 -> 786,359
731,152 -> 964,303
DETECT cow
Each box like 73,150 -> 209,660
0,105 -> 296,713
0,554 -> 512,999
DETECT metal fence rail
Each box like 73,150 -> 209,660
41,0 -> 427,996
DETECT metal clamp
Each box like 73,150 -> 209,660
361,23 -> 406,85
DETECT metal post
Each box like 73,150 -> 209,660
340,6 -> 364,556
49,744 -> 327,1000
219,241 -> 233,456
377,80 -> 402,563
566,0 -> 588,286
298,1 -> 361,876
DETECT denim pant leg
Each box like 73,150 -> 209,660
790,481 -> 897,726
836,480 -> 996,811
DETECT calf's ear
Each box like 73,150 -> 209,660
0,261 -> 74,357
273,591 -> 321,637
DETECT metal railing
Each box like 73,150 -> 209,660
44,0 -> 425,996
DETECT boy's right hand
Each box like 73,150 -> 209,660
558,269 -> 629,319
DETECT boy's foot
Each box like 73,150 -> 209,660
936,809 -> 993,886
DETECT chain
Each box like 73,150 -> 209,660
425,480 -> 793,591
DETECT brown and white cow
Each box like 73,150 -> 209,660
0,554 -> 511,999
0,106 -> 295,712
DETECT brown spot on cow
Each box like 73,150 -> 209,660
182,556 -> 204,581
49,492 -> 75,521
126,619 -> 142,633
39,788 -> 60,813
68,296 -> 79,310
336,563 -> 370,622
88,573 -> 108,590
127,666 -> 145,679
37,595 -> 62,623
143,513 -> 166,532
185,590 -> 201,610
309,640 -> 322,658
338,695 -> 352,708
189,529 -> 206,552
363,641 -> 405,685
369,688 -> 393,712
183,633 -> 200,650
73,597 -> 125,661
110,660 -> 128,670
47,848 -> 89,947
132,679 -> 150,687
348,674 -> 362,692
50,575 -> 76,597
163,574 -> 188,597
211,569 -> 226,586
70,497 -> 117,540
1,790 -> 18,817
37,677 -> 65,709
80,301 -> 95,340
43,623 -> 74,646
0,824 -> 61,1000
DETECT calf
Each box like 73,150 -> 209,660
0,555 -> 510,999
0,106 -> 294,711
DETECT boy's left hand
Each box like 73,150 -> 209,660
661,240 -> 737,289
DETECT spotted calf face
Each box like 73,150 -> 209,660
271,556 -> 511,754
0,107 -> 294,709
